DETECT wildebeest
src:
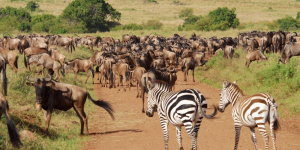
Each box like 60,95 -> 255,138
49,49 -> 66,65
2,36 -> 22,53
112,61 -> 130,91
0,48 -> 18,74
181,57 -> 196,82
279,42 -> 300,64
0,55 -> 7,96
0,93 -> 22,148
132,66 -> 146,98
245,50 -> 267,67
54,35 -> 75,53
28,53 -> 65,81
64,58 -> 95,84
26,75 -> 114,135
224,45 -> 235,59
23,47 -> 48,71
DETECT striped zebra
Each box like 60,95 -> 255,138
145,80 -> 216,150
218,80 -> 280,150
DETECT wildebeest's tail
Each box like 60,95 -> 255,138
24,53 -> 27,69
87,92 -> 114,120
18,41 -> 22,54
15,55 -> 19,69
2,101 -> 22,148
1,60 -> 7,96
274,38 -> 278,53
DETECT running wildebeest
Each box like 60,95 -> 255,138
26,74 -> 114,135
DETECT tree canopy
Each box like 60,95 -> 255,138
61,0 -> 121,32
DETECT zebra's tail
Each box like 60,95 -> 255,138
190,89 -> 217,119
268,97 -> 280,131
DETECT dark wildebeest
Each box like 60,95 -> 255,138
260,32 -> 273,53
181,57 -> 196,82
245,50 -> 267,67
0,93 -> 22,148
0,55 -> 7,96
26,75 -> 114,135
0,47 -> 18,74
64,58 -> 95,84
272,32 -> 282,53
132,67 -> 146,98
279,42 -> 300,64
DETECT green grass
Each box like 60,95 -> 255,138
0,45 -> 99,149
195,49 -> 300,117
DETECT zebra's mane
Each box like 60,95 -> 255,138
230,82 -> 245,96
154,80 -> 172,91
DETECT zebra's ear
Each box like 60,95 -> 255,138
233,81 -> 237,84
223,80 -> 228,88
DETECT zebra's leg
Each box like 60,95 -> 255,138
250,128 -> 258,150
159,114 -> 169,150
234,125 -> 242,150
176,126 -> 183,150
257,124 -> 269,150
183,119 -> 197,150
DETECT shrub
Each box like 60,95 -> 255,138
26,1 -> 39,12
16,21 -> 31,32
61,0 -> 121,32
297,12 -> 300,19
142,19 -> 163,30
208,7 -> 239,28
277,16 -> 298,31
179,8 -> 193,18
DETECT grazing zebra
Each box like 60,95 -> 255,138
218,80 -> 280,150
145,80 -> 217,150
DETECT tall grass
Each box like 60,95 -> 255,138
195,49 -> 300,116
0,45 -> 100,149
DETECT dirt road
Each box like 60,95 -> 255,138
83,71 -> 300,150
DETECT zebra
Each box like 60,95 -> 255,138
218,80 -> 280,150
145,80 -> 217,150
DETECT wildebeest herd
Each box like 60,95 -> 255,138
1,30 -> 298,149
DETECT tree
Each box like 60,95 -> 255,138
26,1 -> 39,12
208,7 -> 239,28
61,0 -> 121,32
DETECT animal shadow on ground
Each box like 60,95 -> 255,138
89,129 -> 142,136
10,115 -> 60,139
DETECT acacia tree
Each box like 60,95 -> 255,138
61,0 -> 121,32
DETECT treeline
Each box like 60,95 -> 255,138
0,0 -> 121,34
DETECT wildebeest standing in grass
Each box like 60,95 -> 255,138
64,58 -> 95,84
0,93 -> 22,148
0,47 -> 18,74
0,55 -> 7,96
279,42 -> 300,64
224,45 -> 235,59
245,50 -> 267,67
26,75 -> 114,135
23,47 -> 48,71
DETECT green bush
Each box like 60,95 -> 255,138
26,1 -> 39,12
16,21 -> 31,32
123,23 -> 143,30
179,8 -> 193,18
179,7 -> 239,31
277,16 -> 298,31
142,19 -> 163,30
61,0 -> 121,32
296,12 -> 300,19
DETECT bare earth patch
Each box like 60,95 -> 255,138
83,70 -> 300,150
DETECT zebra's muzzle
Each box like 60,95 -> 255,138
218,107 -> 225,113
146,111 -> 153,117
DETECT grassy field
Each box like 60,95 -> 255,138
195,49 -> 300,117
0,45 -> 101,149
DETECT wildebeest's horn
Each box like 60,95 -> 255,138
45,74 -> 52,82
26,74 -> 34,82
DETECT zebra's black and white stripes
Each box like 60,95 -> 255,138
218,80 -> 280,150
145,80 -> 216,150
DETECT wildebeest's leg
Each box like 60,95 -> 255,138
73,106 -> 88,135
136,81 -> 139,98
54,70 -> 61,82
85,69 -> 90,84
141,88 -> 145,113
183,70 -> 187,81
42,109 -> 52,135
250,128 -> 258,150
176,126 -> 183,150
